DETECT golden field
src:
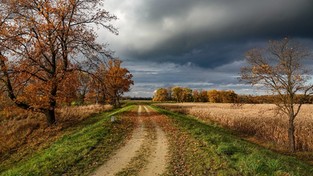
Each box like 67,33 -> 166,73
156,103 -> 313,151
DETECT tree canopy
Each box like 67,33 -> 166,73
0,0 -> 132,124
241,38 -> 313,152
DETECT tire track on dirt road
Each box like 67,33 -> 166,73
92,105 -> 169,176
139,106 -> 169,176
92,106 -> 146,176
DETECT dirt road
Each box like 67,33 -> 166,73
92,105 -> 169,176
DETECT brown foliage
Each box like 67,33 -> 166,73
153,86 -> 237,103
153,88 -> 169,102
90,59 -> 133,107
0,0 -> 117,124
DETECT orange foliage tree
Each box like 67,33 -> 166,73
76,72 -> 92,105
90,59 -> 133,107
104,59 -> 133,107
0,0 -> 117,125
171,87 -> 184,103
207,90 -> 222,103
88,63 -> 107,104
153,88 -> 169,102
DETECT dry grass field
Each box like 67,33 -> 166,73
0,105 -> 112,160
156,103 -> 313,152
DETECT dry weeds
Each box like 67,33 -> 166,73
157,103 -> 313,151
0,104 -> 112,163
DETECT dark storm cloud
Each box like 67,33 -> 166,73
133,41 -> 254,68
105,0 -> 313,68
139,0 -> 313,38
101,0 -> 313,97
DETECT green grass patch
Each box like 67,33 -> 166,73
153,106 -> 313,176
1,105 -> 135,176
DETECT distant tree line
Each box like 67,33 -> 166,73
236,94 -> 313,104
153,86 -> 313,104
152,87 -> 238,103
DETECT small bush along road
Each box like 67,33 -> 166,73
1,105 -> 313,176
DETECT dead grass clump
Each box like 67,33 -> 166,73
56,104 -> 112,122
157,103 -> 313,151
0,104 -> 112,163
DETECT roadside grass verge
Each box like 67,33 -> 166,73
153,106 -> 313,175
0,104 -> 112,172
1,105 -> 136,176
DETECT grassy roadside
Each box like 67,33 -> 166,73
153,105 -> 313,175
1,105 -> 136,176
0,105 -> 112,173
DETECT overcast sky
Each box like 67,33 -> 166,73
98,0 -> 313,97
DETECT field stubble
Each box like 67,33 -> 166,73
157,103 -> 313,152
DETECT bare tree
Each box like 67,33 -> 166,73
241,38 -> 313,152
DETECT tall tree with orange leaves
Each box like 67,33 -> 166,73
0,0 -> 117,125
104,59 -> 133,107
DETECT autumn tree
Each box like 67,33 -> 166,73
199,90 -> 208,102
207,90 -> 221,103
172,87 -> 184,103
76,72 -> 92,105
0,0 -> 117,125
57,71 -> 80,105
193,90 -> 200,102
104,59 -> 133,107
241,38 -> 313,152
193,90 -> 209,102
153,88 -> 169,102
182,88 -> 193,102
166,87 -> 173,101
220,90 -> 238,103
89,63 -> 107,104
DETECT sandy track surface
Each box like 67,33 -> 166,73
139,106 -> 169,176
92,105 -> 169,176
92,106 -> 146,176
140,126 -> 168,176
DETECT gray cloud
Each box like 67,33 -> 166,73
123,60 -> 253,97
102,0 -> 313,67
99,0 -> 313,96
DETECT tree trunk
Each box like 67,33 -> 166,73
79,94 -> 85,105
96,90 -> 99,104
99,91 -> 106,105
47,79 -> 58,125
112,97 -> 117,108
78,89 -> 86,105
116,95 -> 121,108
288,113 -> 296,152
44,109 -> 56,125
